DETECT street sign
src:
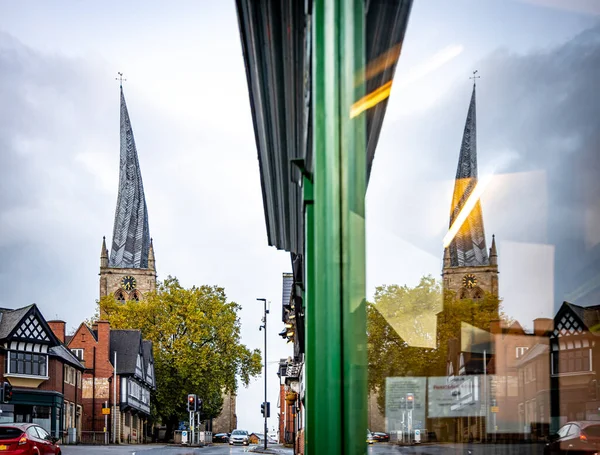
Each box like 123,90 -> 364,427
414,429 -> 421,443
491,406 -> 499,413
102,408 -> 110,415
182,430 -> 188,445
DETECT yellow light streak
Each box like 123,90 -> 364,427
355,43 -> 402,86
443,174 -> 493,248
350,81 -> 393,118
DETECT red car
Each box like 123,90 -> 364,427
0,423 -> 61,454
545,421 -> 600,455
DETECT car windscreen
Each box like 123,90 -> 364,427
232,430 -> 246,435
0,427 -> 23,440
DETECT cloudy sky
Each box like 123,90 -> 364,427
1,0 -> 599,431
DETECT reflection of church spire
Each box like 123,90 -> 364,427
109,85 -> 151,268
448,81 -> 489,267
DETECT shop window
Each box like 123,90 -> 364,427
8,352 -> 47,376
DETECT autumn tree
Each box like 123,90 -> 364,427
367,275 -> 505,413
98,276 -> 262,439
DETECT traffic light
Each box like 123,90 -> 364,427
1,382 -> 12,403
260,402 -> 270,417
197,398 -> 203,411
406,393 -> 414,410
187,394 -> 197,412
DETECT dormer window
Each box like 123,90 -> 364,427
135,354 -> 144,378
147,362 -> 154,384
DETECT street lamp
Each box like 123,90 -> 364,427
258,298 -> 269,450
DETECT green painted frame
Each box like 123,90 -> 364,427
305,1 -> 367,453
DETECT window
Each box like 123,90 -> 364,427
34,426 -> 50,440
516,347 -> 528,358
8,351 -> 47,376
71,349 -> 84,361
124,412 -> 131,427
552,348 -> 591,375
115,290 -> 126,302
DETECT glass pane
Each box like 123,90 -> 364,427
365,0 -> 599,450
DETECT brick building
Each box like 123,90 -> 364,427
0,305 -> 83,441
67,321 -> 155,443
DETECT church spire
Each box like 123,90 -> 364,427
447,80 -> 489,267
109,84 -> 151,269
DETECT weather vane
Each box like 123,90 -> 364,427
116,72 -> 127,87
470,70 -> 480,86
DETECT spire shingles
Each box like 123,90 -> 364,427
109,87 -> 150,268
448,84 -> 489,267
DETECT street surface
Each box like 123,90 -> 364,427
60,442 -> 546,455
60,443 -> 293,455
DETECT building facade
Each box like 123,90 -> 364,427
0,305 -> 83,440
67,321 -> 155,443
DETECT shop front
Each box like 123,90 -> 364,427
0,390 -> 63,438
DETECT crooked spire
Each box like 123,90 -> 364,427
109,86 -> 151,268
448,83 -> 489,267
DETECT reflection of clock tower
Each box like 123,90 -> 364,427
442,81 -> 498,301
99,84 -> 157,305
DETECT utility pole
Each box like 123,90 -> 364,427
113,351 -> 117,444
258,298 -> 268,450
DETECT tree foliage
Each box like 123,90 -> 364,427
367,275 -> 505,413
99,276 -> 262,430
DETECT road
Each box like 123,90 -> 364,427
60,443 -> 293,455
60,442 -> 546,455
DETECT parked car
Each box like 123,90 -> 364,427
367,431 -> 376,444
373,432 -> 390,442
229,429 -> 250,446
545,421 -> 600,455
0,423 -> 61,454
212,432 -> 230,443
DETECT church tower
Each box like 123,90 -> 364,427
442,80 -> 498,300
99,83 -> 156,303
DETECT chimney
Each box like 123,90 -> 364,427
48,320 -> 66,344
96,320 -> 111,363
533,318 -> 553,336
489,319 -> 503,334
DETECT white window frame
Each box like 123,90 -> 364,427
71,349 -> 84,361
7,351 -> 49,378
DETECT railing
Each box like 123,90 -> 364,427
79,431 -> 110,445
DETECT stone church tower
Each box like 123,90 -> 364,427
99,85 -> 157,303
442,81 -> 498,301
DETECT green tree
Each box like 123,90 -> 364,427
99,276 -> 262,439
367,275 -> 505,413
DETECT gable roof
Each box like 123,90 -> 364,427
110,329 -> 143,375
0,305 -> 35,339
0,304 -> 60,345
554,301 -> 600,337
68,323 -> 98,346
142,340 -> 153,366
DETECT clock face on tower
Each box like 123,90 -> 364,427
462,274 -> 477,289
121,276 -> 137,291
